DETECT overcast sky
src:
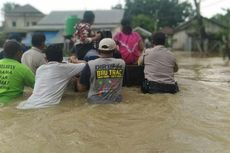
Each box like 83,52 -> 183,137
0,0 -> 229,25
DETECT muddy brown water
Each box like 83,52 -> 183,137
1,52 -> 230,153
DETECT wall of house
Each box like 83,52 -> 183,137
205,21 -> 223,33
4,15 -> 44,29
172,31 -> 188,50
172,19 -> 226,52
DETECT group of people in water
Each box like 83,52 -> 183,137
0,11 -> 179,109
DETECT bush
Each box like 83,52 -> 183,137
0,32 -> 7,47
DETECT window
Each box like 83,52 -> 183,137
12,21 -> 16,27
32,22 -> 37,26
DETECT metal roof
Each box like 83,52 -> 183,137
133,27 -> 152,37
175,16 -> 228,32
26,25 -> 65,31
7,4 -> 44,15
38,10 -> 124,25
24,24 -> 118,32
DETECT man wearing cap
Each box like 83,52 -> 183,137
77,38 -> 126,103
0,40 -> 35,105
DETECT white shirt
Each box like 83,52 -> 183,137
17,62 -> 85,109
21,47 -> 46,74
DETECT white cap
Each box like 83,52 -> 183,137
98,38 -> 116,51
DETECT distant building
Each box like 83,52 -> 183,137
133,27 -> 152,38
3,4 -> 45,32
172,16 -> 228,51
29,10 -> 124,33
22,10 -> 124,45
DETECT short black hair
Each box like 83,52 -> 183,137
121,18 -> 132,35
3,40 -> 22,58
152,32 -> 166,45
83,11 -> 95,24
32,33 -> 46,47
45,44 -> 63,62
99,49 -> 115,55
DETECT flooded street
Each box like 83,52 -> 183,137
1,52 -> 230,153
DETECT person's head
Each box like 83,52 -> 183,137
3,40 -> 22,61
98,38 -> 116,57
82,11 -> 95,25
152,32 -> 166,46
121,18 -> 132,35
45,45 -> 63,62
32,33 -> 46,49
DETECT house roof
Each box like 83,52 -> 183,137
7,4 -> 44,15
160,27 -> 174,35
133,27 -> 152,37
24,24 -> 118,32
175,16 -> 228,32
38,10 -> 124,25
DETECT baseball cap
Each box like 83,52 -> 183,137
98,38 -> 116,51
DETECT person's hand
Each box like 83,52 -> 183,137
69,55 -> 78,63
95,33 -> 101,40
76,60 -> 87,64
69,56 -> 87,64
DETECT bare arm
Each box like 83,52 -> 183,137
138,49 -> 148,66
69,55 -> 86,64
138,54 -> 144,66
174,63 -> 179,72
76,77 -> 88,92
75,64 -> 90,92
139,40 -> 144,53
84,32 -> 101,43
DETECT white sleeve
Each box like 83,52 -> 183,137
38,54 -> 47,66
21,53 -> 31,67
65,63 -> 86,78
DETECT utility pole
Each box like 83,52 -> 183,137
193,0 -> 207,53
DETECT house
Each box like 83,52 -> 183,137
172,16 -> 228,51
160,26 -> 174,47
133,26 -> 152,38
3,4 -> 45,32
22,9 -> 124,45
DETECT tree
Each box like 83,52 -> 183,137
112,4 -> 123,9
212,9 -> 230,58
193,0 -> 207,53
132,14 -> 155,31
1,2 -> 20,28
1,2 -> 20,15
212,9 -> 230,30
0,31 -> 7,47
124,0 -> 194,29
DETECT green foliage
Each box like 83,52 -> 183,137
125,0 -> 194,29
0,32 -> 7,47
212,9 -> 230,36
132,14 -> 155,31
212,9 -> 230,26
1,2 -> 20,14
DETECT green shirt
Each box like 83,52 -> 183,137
0,58 -> 35,104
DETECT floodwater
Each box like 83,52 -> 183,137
1,52 -> 230,153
